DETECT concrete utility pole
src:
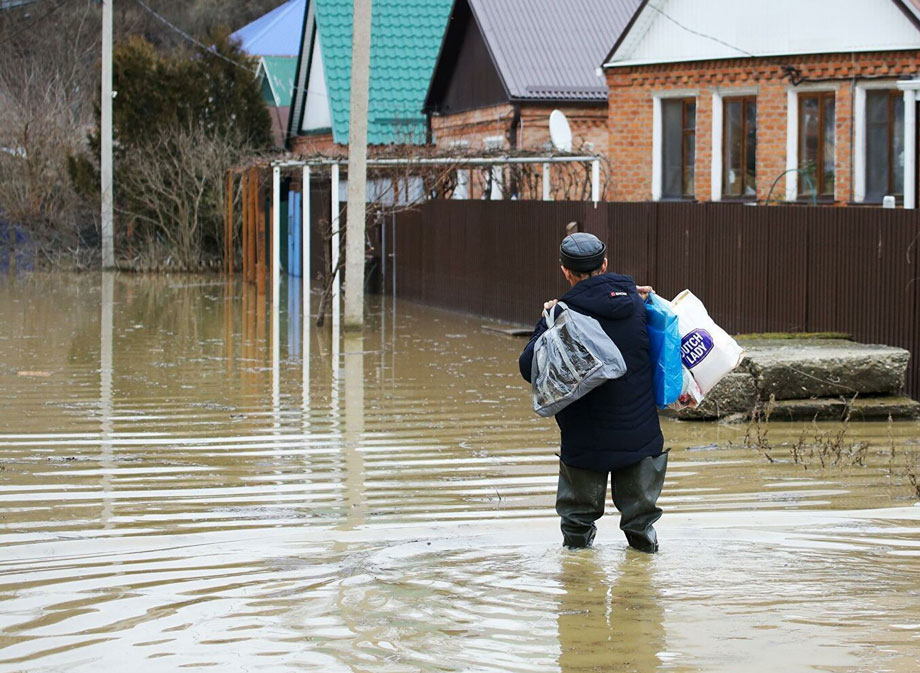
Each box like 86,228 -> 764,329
344,0 -> 372,329
101,0 -> 114,269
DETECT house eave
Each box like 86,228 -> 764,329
507,95 -> 607,106
604,44 -> 920,69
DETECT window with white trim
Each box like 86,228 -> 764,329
722,96 -> 757,198
661,98 -> 696,199
798,91 -> 836,198
865,90 -> 904,201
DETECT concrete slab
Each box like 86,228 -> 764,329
738,338 -> 909,400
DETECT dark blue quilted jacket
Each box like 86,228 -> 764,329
519,273 -> 664,472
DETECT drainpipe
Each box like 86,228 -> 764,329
509,104 -> 521,149
509,104 -> 521,198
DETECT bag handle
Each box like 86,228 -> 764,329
543,301 -> 568,328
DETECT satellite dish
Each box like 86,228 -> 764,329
549,110 -> 573,152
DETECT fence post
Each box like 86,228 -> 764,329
302,166 -> 311,315
591,160 -> 600,206
331,163 -> 341,337
272,166 -> 281,301
542,163 -> 551,201
903,88 -> 917,209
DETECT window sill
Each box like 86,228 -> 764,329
847,199 -> 904,207
785,197 -> 838,206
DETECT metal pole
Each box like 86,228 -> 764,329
380,210 -> 386,293
272,294 -> 280,430
271,155 -> 600,168
542,163 -> 551,201
270,170 -> 281,433
331,163 -> 341,352
391,211 -> 396,300
302,166 -> 311,318
344,0 -> 373,330
272,166 -> 281,301
101,0 -> 114,269
302,165 -> 311,430
903,89 -> 916,209
591,159 -> 600,206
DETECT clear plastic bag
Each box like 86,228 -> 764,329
531,303 -> 627,417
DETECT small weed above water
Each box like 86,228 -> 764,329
742,395 -> 776,463
742,407 -> 919,499
789,404 -> 868,469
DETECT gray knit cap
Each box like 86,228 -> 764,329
559,233 -> 606,272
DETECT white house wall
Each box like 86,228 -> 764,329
607,0 -> 920,67
302,36 -> 332,132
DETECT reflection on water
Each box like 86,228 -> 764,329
557,551 -> 664,673
1,273 -> 919,672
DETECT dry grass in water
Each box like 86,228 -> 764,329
741,401 -> 919,499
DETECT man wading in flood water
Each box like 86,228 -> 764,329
518,233 -> 668,552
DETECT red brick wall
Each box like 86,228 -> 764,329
430,103 -> 516,149
430,103 -> 607,152
605,51 -> 920,203
430,103 -> 608,200
290,132 -> 343,156
518,104 -> 608,153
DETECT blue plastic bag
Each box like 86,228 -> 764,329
645,293 -> 682,408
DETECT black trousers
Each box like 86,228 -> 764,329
555,453 -> 668,552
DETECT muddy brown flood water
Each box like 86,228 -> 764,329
1,274 -> 919,672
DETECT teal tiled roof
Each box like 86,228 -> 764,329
315,0 -> 452,145
260,56 -> 297,107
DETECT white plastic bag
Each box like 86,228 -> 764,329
679,365 -> 704,405
670,290 -> 745,395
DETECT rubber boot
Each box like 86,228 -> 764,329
611,452 -> 668,553
555,459 -> 607,548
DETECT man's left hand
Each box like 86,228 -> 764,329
637,285 -> 653,300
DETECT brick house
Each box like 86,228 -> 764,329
603,0 -> 920,207
286,0 -> 452,154
424,0 -> 638,156
423,0 -> 639,199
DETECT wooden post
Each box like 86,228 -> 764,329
256,285 -> 267,354
242,172 -> 250,283
255,168 -> 266,296
242,282 -> 254,391
225,278 -> 233,376
249,167 -> 258,286
271,166 -> 281,300
225,172 -> 234,274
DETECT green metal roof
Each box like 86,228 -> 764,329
259,56 -> 297,107
315,0 -> 452,145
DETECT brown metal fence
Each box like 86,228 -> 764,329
390,201 -> 920,399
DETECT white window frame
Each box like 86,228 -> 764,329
484,135 -> 504,199
897,79 -> 920,209
651,90 -> 698,201
711,87 -> 758,201
450,140 -> 470,200
785,84 -> 839,202
853,79 -> 900,204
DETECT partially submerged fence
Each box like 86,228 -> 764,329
390,201 -> 920,399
